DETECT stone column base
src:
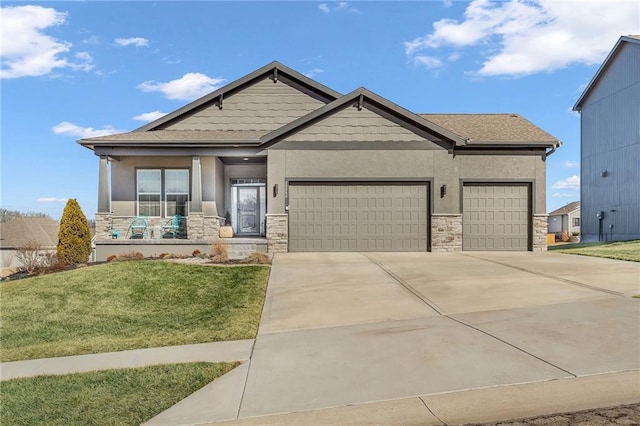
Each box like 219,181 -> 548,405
95,212 -> 114,240
266,214 -> 288,253
187,212 -> 204,240
204,216 -> 222,241
533,214 -> 548,251
431,214 -> 463,252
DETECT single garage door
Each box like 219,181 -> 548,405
463,184 -> 530,251
289,183 -> 428,252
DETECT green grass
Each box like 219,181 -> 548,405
1,261 -> 270,361
1,362 -> 238,426
549,239 -> 640,262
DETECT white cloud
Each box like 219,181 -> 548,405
137,73 -> 226,101
303,68 -> 324,78
443,0 -> 453,8
318,2 -> 360,14
52,122 -> 123,138
37,197 -> 67,203
0,5 -> 93,79
82,35 -> 100,45
563,160 -> 580,169
412,55 -> 444,69
115,37 -> 149,47
404,0 -> 640,77
448,52 -> 461,62
551,192 -> 576,199
133,111 -> 168,122
552,175 -> 580,190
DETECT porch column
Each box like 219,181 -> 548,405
98,155 -> 110,213
191,156 -> 203,212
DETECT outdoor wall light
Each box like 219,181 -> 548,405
273,184 -> 278,197
440,184 -> 447,198
601,170 -> 608,177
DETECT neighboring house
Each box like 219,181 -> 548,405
573,35 -> 640,242
548,201 -> 580,237
79,61 -> 560,260
0,217 -> 59,269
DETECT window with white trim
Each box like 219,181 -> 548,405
136,169 -> 189,217
137,169 -> 161,217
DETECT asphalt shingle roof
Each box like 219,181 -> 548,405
0,217 -> 60,249
420,114 -> 559,144
548,201 -> 580,216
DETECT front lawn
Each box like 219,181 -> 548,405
549,239 -> 640,262
1,362 -> 238,426
1,261 -> 269,361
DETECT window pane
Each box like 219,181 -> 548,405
166,194 -> 189,217
138,170 -> 161,193
165,170 -> 189,193
139,194 -> 161,217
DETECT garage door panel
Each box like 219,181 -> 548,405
289,183 -> 428,252
463,184 -> 529,251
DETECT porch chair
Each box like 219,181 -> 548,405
161,214 -> 182,239
127,216 -> 148,239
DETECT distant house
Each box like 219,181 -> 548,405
0,217 -> 59,269
548,201 -> 580,238
573,35 -> 640,242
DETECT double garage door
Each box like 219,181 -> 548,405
288,183 -> 428,252
288,182 -> 531,252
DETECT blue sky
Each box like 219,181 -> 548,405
2,1 -> 638,220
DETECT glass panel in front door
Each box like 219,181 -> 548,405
238,187 -> 259,234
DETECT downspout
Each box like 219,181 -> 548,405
544,141 -> 561,159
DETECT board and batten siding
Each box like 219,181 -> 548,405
580,41 -> 640,241
161,77 -> 326,132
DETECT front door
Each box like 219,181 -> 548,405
237,187 -> 260,235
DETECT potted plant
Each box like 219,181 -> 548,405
220,210 -> 234,238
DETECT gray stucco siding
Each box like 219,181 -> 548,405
163,77 -> 326,132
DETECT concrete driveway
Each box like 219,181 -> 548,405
151,251 -> 639,425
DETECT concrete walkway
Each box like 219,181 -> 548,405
0,340 -> 254,381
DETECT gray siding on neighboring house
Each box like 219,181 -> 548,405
580,42 -> 640,242
162,77 -> 326,132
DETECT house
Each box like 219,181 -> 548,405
548,201 -> 580,239
79,61 -> 560,260
573,35 -> 640,242
0,217 -> 59,269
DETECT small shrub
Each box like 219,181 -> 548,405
159,253 -> 169,259
211,241 -> 229,263
192,249 -> 201,257
15,241 -> 46,274
117,252 -> 144,261
106,255 -> 117,262
572,231 -> 580,236
244,251 -> 271,264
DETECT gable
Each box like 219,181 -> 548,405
581,42 -> 640,109
158,77 -> 328,133
280,104 -> 436,144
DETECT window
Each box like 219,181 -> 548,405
137,169 -> 161,216
573,217 -> 580,227
137,169 -> 189,217
165,169 -> 189,216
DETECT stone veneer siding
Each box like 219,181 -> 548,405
431,214 -> 463,252
266,214 -> 288,253
533,214 -> 548,251
95,213 -> 220,241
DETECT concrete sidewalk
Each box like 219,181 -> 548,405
0,339 -> 254,381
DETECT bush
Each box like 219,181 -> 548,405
159,253 -> 169,259
15,241 -> 49,274
210,241 -> 229,263
106,255 -> 117,262
117,252 -> 144,261
192,249 -> 201,257
57,199 -> 92,265
244,251 -> 271,264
